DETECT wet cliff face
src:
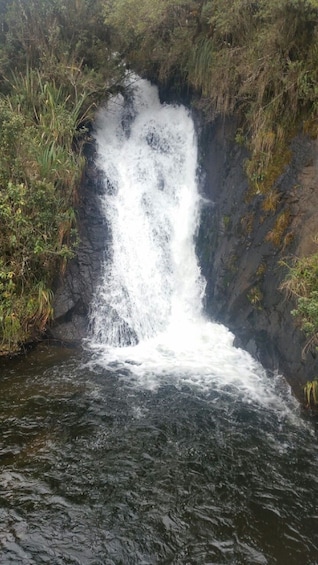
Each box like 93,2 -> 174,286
51,114 -> 318,399
197,118 -> 318,398
49,142 -> 106,344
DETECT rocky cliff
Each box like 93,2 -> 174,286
49,142 -> 106,344
198,117 -> 318,399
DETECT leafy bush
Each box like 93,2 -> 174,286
281,252 -> 318,354
0,97 -> 79,349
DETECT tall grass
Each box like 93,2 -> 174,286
0,0 -> 125,353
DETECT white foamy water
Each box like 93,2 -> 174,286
88,77 -> 294,411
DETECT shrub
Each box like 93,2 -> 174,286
281,252 -> 318,354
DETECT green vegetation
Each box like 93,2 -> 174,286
0,0 -> 125,353
265,210 -> 291,247
281,251 -> 318,355
247,286 -> 263,309
303,379 -> 318,408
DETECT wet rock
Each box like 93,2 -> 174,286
49,142 -> 107,345
198,117 -> 318,397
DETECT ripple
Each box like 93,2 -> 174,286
1,349 -> 318,564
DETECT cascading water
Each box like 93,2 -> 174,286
89,77 -> 278,405
90,76 -> 205,348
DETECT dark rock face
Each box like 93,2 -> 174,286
197,117 -> 318,398
49,142 -> 107,344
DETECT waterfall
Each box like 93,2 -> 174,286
90,77 -> 205,347
88,77 -> 283,407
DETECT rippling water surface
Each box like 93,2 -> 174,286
1,346 -> 318,565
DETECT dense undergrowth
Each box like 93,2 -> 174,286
1,0 -> 318,354
281,249 -> 318,354
0,0 -> 124,352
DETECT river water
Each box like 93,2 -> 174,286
1,78 -> 318,564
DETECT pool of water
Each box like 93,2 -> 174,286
0,345 -> 317,564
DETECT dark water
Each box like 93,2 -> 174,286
0,346 -> 318,565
